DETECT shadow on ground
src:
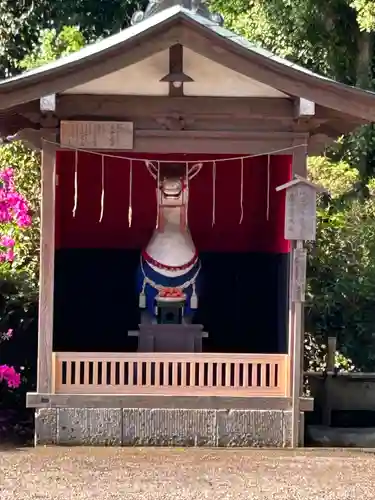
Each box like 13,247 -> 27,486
0,408 -> 34,448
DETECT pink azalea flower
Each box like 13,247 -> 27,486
6,248 -> 14,262
1,235 -> 15,247
0,365 -> 21,389
0,166 -> 31,262
4,329 -> 12,339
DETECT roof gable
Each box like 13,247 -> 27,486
64,47 -> 287,98
0,5 -> 374,122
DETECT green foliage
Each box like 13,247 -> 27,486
210,0 -> 375,178
0,0 -> 147,77
210,0 -> 359,83
0,26 -> 87,403
19,27 -> 86,70
0,143 -> 40,283
2,0 -> 375,389
351,0 -> 375,32
307,156 -> 375,370
2,26 -> 86,287
0,144 -> 40,402
208,1 -> 375,371
308,156 -> 360,198
304,332 -> 356,373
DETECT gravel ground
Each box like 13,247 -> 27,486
1,447 -> 375,499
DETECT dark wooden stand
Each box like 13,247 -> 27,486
128,324 -> 208,352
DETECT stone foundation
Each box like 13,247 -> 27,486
35,408 -> 298,447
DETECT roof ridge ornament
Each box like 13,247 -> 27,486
131,0 -> 224,26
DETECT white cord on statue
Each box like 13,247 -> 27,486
212,160 -> 216,227
239,157 -> 244,224
128,159 -> 133,228
99,155 -> 105,223
72,149 -> 78,217
266,154 -> 271,221
140,255 -> 201,291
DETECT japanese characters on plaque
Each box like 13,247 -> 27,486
285,184 -> 317,241
60,121 -> 134,150
292,248 -> 307,302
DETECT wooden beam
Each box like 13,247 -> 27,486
289,150 -> 308,447
129,129 -> 307,154
7,128 -> 49,151
308,133 -> 335,155
56,95 -> 296,120
5,98 -> 353,125
0,24 -> 182,110
169,44 -> 184,97
0,112 -> 39,137
292,137 -> 308,176
37,137 -> 56,394
26,392 -> 314,411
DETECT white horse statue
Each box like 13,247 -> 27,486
137,161 -> 202,323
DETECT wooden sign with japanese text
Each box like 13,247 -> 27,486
285,184 -> 317,241
60,120 -> 134,150
292,247 -> 307,302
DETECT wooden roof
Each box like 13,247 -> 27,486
0,5 -> 374,125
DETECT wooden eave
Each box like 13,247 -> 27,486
177,14 -> 375,123
0,6 -> 373,133
276,175 -> 326,192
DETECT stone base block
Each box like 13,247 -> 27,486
35,408 -> 122,446
35,408 -> 298,447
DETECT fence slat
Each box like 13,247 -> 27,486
128,361 -> 134,386
251,363 -> 258,387
53,352 -> 288,397
270,363 -> 276,388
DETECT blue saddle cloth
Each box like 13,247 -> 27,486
136,257 -> 200,318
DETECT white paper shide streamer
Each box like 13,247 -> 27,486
99,155 -> 105,223
51,139 -> 307,229
266,154 -> 271,221
72,150 -> 78,217
212,160 -> 216,227
239,157 -> 244,224
156,161 -> 160,229
128,159 -> 133,228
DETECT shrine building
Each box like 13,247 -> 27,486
0,0 -> 374,446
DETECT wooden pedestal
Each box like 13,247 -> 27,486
129,324 -> 208,352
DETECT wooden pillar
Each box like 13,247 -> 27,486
291,240 -> 304,447
322,336 -> 337,426
37,139 -> 56,394
287,241 -> 295,397
290,143 -> 308,447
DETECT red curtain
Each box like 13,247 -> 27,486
55,151 -> 291,253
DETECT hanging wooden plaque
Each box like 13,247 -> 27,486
60,120 -> 134,150
285,184 -> 317,241
292,247 -> 307,302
